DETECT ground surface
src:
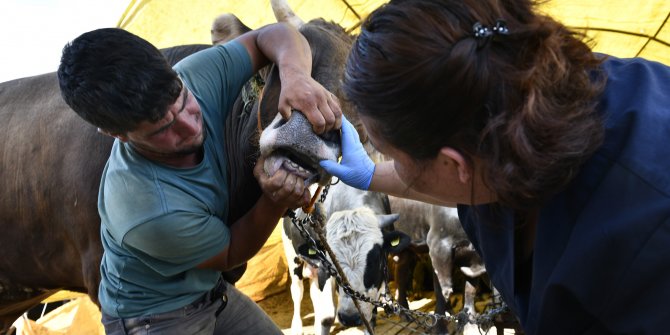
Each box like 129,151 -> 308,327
257,284 -> 512,335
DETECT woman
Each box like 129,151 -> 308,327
320,0 -> 670,334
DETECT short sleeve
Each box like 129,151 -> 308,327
122,211 -> 230,277
173,41 -> 253,123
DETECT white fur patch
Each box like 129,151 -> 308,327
326,207 -> 385,323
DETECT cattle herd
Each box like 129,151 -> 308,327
281,169 -> 495,335
0,0 -> 510,334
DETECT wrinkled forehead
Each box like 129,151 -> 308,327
327,214 -> 384,258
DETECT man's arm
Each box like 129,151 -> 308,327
234,22 -> 341,134
197,23 -> 340,271
197,157 -> 309,271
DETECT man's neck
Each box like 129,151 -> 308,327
129,143 -> 204,168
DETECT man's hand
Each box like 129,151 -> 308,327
278,66 -> 342,134
254,156 -> 311,209
238,22 -> 342,134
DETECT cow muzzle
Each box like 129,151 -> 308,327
259,111 -> 340,186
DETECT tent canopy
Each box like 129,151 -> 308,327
118,0 -> 670,65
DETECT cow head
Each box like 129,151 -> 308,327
211,13 -> 251,45
258,1 -> 363,186
322,207 -> 409,329
215,0 -> 378,223
213,0 -> 366,187
215,0 -> 368,282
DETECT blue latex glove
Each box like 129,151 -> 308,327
319,116 -> 375,190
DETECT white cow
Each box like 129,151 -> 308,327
325,207 -> 409,331
282,182 -> 409,334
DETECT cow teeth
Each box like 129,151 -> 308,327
289,161 -> 299,168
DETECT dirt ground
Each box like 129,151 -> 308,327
256,282 -> 515,335
258,284 -> 439,335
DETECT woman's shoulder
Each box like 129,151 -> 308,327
600,55 -> 670,102
595,56 -> 670,196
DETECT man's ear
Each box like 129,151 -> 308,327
97,128 -> 129,142
440,147 -> 471,184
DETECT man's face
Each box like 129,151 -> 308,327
124,85 -> 205,159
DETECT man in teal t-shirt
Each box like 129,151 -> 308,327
58,25 -> 340,334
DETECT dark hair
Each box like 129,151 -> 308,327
344,0 -> 606,209
58,28 -> 182,134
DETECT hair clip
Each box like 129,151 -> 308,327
492,20 -> 509,35
473,22 -> 492,39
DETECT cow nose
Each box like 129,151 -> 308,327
276,110 -> 337,142
274,110 -> 309,130
337,311 -> 363,327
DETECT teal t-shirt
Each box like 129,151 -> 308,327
98,41 -> 253,318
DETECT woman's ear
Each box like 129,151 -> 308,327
439,147 -> 471,184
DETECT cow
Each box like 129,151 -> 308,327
0,0 -> 363,332
389,197 -> 489,334
325,206 -> 410,333
283,180 -> 412,334
280,180 -> 403,335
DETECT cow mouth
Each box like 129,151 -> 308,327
264,149 -> 320,183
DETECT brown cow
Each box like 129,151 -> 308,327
0,1 -> 361,332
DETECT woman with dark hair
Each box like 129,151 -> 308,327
320,0 -> 670,333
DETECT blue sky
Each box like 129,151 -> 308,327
0,0 -> 129,82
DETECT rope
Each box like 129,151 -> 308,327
301,185 -> 323,214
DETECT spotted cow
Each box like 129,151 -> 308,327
281,179 -> 411,334
282,182 -> 414,334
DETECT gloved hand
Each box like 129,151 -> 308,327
319,116 -> 375,190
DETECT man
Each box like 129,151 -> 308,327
58,23 -> 341,334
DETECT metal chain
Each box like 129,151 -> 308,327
286,183 -> 510,333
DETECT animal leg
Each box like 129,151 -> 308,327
431,273 -> 450,335
282,229 -> 305,335
429,239 -> 455,302
461,281 -> 480,335
289,273 -> 305,335
392,249 -> 416,310
310,276 -> 335,335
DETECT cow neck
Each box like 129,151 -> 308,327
256,85 -> 265,134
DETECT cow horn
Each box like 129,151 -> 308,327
376,213 -> 400,229
271,0 -> 304,28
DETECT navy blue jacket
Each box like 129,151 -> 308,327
459,56 -> 670,334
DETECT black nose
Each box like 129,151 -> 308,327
338,311 -> 363,327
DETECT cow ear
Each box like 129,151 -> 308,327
377,213 -> 400,229
297,243 -> 320,260
382,231 -> 411,254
